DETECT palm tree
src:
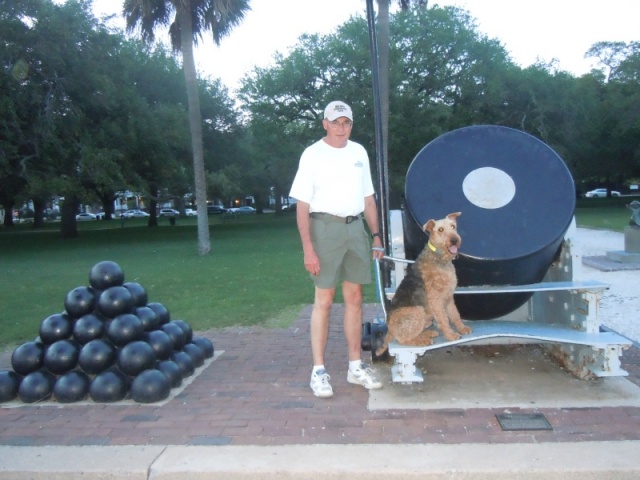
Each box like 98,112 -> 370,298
123,0 -> 250,255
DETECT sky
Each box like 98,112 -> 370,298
91,0 -> 640,92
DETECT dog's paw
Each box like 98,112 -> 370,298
443,331 -> 461,341
458,326 -> 472,335
374,347 -> 387,357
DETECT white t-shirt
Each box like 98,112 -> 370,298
289,139 -> 375,217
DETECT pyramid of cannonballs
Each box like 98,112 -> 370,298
0,261 -> 214,404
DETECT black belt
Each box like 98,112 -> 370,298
311,212 -> 362,224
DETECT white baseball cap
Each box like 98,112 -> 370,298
324,101 -> 353,121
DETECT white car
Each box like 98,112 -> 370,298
122,209 -> 150,218
184,208 -> 197,216
76,213 -> 97,221
229,206 -> 256,215
159,208 -> 179,217
585,188 -> 621,198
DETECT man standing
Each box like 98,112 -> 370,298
290,100 -> 385,398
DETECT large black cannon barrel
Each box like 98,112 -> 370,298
403,125 -> 576,320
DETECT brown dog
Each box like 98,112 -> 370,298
376,212 -> 471,355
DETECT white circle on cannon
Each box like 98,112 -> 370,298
462,167 -> 516,209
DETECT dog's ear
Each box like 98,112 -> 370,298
447,212 -> 462,222
423,219 -> 436,232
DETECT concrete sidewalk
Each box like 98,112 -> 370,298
2,442 -> 640,479
2,305 -> 640,478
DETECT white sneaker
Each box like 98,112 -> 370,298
310,369 -> 333,398
347,363 -> 383,390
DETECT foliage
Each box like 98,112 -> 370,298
239,5 -> 640,206
123,0 -> 251,255
1,0 -> 241,234
2,1 -> 640,235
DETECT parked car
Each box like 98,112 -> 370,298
94,212 -> 106,220
184,208 -> 197,216
207,205 -> 227,214
585,188 -> 621,198
230,206 -> 256,215
159,208 -> 179,217
122,209 -> 150,218
76,213 -> 97,221
281,203 -> 296,211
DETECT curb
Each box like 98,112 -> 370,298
2,441 -> 640,479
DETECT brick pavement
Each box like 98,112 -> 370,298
1,304 -> 640,447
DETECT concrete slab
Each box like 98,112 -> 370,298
3,442 -> 640,480
149,442 -> 640,479
0,445 -> 164,480
582,255 -> 640,271
369,345 -> 640,410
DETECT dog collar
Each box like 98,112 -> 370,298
427,241 -> 442,254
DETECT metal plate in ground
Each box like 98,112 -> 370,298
496,413 -> 552,431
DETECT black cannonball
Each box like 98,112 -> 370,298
146,302 -> 170,325
39,313 -> 73,345
134,306 -> 159,332
106,313 -> 143,346
54,370 -> 90,403
130,369 -> 171,404
19,370 -> 55,403
143,330 -> 173,361
11,341 -> 45,375
123,282 -> 148,308
98,286 -> 134,318
64,286 -> 97,319
78,339 -> 116,374
192,337 -> 214,358
0,370 -> 21,403
89,261 -> 125,290
89,370 -> 128,402
171,351 -> 195,378
156,360 -> 182,388
73,313 -> 106,344
172,320 -> 193,344
117,341 -> 156,377
182,343 -> 205,368
44,339 -> 79,375
161,322 -> 186,351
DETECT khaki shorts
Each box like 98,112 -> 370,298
310,216 -> 372,289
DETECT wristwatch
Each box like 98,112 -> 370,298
371,232 -> 382,239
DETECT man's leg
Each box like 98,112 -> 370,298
342,280 -> 363,361
343,281 -> 383,390
311,286 -> 336,366
309,286 -> 336,398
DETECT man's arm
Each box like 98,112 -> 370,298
295,201 -> 320,276
363,195 -> 384,259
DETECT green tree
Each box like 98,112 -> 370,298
124,0 -> 251,255
240,5 -> 519,207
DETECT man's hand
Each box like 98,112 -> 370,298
304,248 -> 321,276
371,237 -> 384,260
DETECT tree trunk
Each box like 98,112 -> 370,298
60,196 -> 79,238
100,193 -> 116,220
179,8 -> 211,255
2,199 -> 15,227
148,183 -> 159,227
32,198 -> 45,228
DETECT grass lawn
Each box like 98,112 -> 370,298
574,196 -> 638,232
0,200 -> 633,349
0,214 -> 381,349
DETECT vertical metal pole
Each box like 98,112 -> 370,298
365,0 -> 390,256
